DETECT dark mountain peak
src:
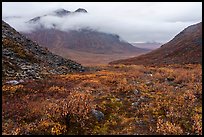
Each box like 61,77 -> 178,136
74,8 -> 88,13
53,8 -> 71,16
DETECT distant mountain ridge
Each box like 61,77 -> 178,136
131,42 -> 162,50
110,22 -> 202,65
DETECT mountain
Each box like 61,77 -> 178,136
110,22 -> 202,65
74,8 -> 88,13
22,8 -> 149,65
131,42 -> 162,50
2,20 -> 85,80
24,28 -> 147,54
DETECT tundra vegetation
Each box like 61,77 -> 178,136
2,64 -> 202,135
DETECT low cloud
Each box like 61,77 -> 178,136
2,2 -> 202,43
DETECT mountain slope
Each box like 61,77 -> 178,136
110,22 -> 202,65
24,28 -> 147,54
2,20 -> 85,80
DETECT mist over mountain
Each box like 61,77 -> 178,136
19,8 -> 149,65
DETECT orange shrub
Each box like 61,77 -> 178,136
156,117 -> 183,135
63,91 -> 94,127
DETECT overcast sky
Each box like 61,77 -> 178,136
2,2 -> 202,43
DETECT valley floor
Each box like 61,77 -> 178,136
2,64 -> 202,135
50,47 -> 147,66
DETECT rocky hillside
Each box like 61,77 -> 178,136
110,22 -> 202,65
2,20 -> 85,80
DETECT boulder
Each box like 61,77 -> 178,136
6,79 -> 24,85
91,109 -> 104,122
6,80 -> 19,85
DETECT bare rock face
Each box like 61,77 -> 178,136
2,20 -> 86,80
